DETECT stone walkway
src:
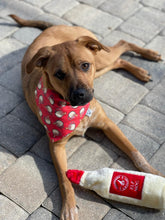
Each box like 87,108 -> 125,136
0,0 -> 165,219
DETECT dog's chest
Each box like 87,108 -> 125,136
74,108 -> 94,136
74,115 -> 90,136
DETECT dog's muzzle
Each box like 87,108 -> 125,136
69,88 -> 94,106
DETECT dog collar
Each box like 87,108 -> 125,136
35,78 -> 90,142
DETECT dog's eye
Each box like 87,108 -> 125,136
81,62 -> 90,72
54,69 -> 66,80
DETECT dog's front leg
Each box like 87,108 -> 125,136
49,140 -> 78,220
91,102 -> 163,176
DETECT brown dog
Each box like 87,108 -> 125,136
10,14 -> 162,220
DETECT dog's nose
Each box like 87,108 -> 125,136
69,88 -> 93,106
74,88 -> 86,99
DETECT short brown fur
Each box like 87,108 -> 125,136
10,14 -> 162,220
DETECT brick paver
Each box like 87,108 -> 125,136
0,18 -> 18,41
13,27 -> 42,45
0,38 -> 24,57
102,30 -> 145,47
94,71 -> 148,114
27,207 -> 58,220
100,0 -> 141,20
146,35 -> 165,60
0,63 -> 24,97
11,101 -> 45,134
150,142 -> 165,174
121,7 -> 165,42
0,114 -> 41,156
0,0 -> 43,18
103,208 -> 132,220
0,1 -> 165,219
0,195 -> 28,220
141,0 -> 165,10
0,153 -> 58,213
0,47 -> 27,75
68,140 -> 118,170
123,104 -> 165,144
64,4 -> 122,36
44,0 -> 79,17
0,86 -> 22,118
0,145 -> 17,175
142,77 -> 165,114
43,186 -> 110,220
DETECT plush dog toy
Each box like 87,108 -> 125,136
66,168 -> 165,209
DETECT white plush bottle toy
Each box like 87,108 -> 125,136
66,168 -> 165,209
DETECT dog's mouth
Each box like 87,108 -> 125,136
68,88 -> 94,106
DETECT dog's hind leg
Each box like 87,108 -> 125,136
95,40 -> 161,80
118,40 -> 162,61
95,58 -> 151,82
109,40 -> 162,62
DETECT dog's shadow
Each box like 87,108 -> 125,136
117,52 -> 165,88
0,48 -> 59,219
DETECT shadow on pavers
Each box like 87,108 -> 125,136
0,48 -> 59,219
0,47 -> 27,75
116,53 -> 165,89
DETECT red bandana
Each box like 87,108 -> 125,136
35,78 -> 90,142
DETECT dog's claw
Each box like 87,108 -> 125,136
76,205 -> 80,210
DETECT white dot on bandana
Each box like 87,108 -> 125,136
34,90 -> 37,96
52,129 -> 59,137
55,110 -> 65,118
39,95 -> 43,103
45,117 -> 51,124
80,107 -> 85,116
49,97 -> 54,105
38,81 -> 41,89
68,123 -> 76,131
39,110 -> 42,116
68,111 -> 76,119
55,120 -> 63,127
43,88 -> 47,94
46,106 -> 52,113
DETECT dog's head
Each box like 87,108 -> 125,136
26,36 -> 110,106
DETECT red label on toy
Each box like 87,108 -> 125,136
110,172 -> 145,200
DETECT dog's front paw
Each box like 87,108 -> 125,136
61,202 -> 78,220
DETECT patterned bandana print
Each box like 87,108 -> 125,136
35,78 -> 90,142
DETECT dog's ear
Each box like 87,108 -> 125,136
76,36 -> 110,53
26,47 -> 51,74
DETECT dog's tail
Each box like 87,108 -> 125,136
9,14 -> 53,30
